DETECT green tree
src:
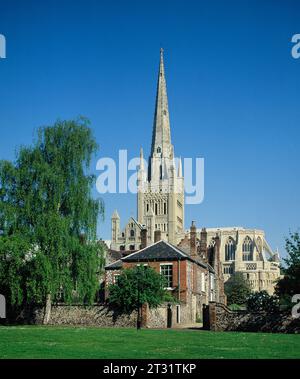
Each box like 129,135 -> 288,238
108,266 -> 174,313
246,290 -> 279,313
224,272 -> 251,306
0,118 -> 104,322
275,231 -> 300,301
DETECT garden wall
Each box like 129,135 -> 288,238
5,305 -> 137,327
203,302 -> 300,334
4,302 -> 194,328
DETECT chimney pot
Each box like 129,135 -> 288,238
190,222 -> 197,257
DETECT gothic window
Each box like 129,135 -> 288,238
160,264 -> 173,288
120,245 -> 125,251
130,229 -> 135,238
223,265 -> 234,274
242,236 -> 253,261
225,238 -> 236,261
157,147 -> 161,154
160,164 -> 162,179
155,203 -> 158,215
164,202 -> 167,214
147,203 -> 149,212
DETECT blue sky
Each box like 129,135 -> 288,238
0,0 -> 299,257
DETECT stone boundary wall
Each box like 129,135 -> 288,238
203,302 -> 300,334
4,302 -> 192,328
5,305 -> 137,327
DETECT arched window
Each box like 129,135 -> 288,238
120,245 -> 125,251
242,236 -> 253,261
130,229 -> 135,238
157,147 -> 161,154
225,238 -> 236,261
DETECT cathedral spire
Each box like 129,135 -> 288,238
150,48 -> 172,159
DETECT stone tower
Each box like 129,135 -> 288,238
111,210 -> 120,244
137,49 -> 184,245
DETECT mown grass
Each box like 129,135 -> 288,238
0,326 -> 299,359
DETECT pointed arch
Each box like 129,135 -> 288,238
225,237 -> 236,261
242,236 -> 253,261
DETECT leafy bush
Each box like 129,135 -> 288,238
246,291 -> 279,313
108,265 -> 174,313
224,272 -> 251,305
276,232 -> 300,299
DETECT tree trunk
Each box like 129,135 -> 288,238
43,293 -> 52,325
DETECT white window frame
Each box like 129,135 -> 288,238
201,272 -> 205,293
160,263 -> 173,290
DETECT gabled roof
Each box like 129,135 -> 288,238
122,240 -> 212,271
105,259 -> 123,270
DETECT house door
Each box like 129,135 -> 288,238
167,304 -> 172,328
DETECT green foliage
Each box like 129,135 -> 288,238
0,118 -> 104,307
228,303 -> 243,311
224,272 -> 251,306
108,266 -> 174,312
246,291 -> 279,313
0,234 -> 30,306
276,231 -> 300,301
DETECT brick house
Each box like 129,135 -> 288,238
105,224 -> 226,325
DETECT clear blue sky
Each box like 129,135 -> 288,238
0,0 -> 299,257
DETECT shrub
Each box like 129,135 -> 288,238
246,291 -> 279,313
224,272 -> 251,305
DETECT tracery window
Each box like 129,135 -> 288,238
242,236 -> 253,261
225,238 -> 236,261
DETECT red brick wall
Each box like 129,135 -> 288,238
123,260 -> 188,303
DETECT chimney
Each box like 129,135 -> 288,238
200,228 -> 207,261
154,230 -> 161,243
190,221 -> 197,257
140,228 -> 147,249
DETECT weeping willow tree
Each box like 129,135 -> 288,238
0,117 -> 104,323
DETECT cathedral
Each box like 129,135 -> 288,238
109,49 -> 281,295
111,48 -> 184,251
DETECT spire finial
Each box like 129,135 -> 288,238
160,47 -> 164,55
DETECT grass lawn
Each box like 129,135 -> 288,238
0,326 -> 299,359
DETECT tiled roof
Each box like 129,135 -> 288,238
105,259 -> 123,270
122,240 -> 211,271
